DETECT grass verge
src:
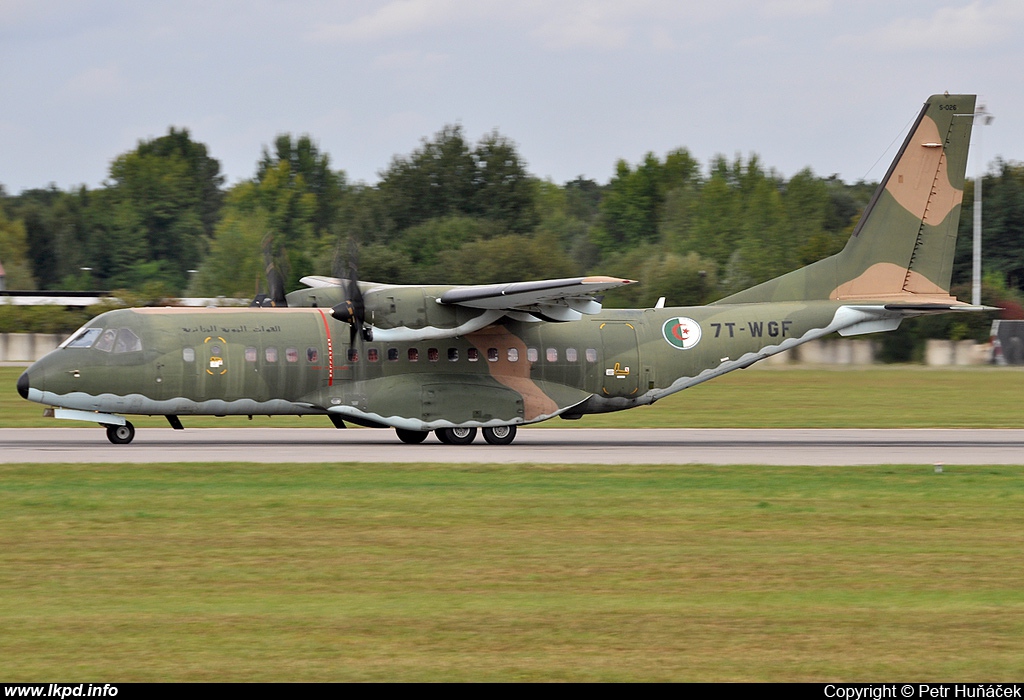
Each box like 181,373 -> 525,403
2,462 -> 1022,681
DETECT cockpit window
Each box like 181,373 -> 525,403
62,327 -> 103,349
114,328 -> 142,353
94,329 -> 117,352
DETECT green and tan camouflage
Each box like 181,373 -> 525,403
17,94 -> 985,445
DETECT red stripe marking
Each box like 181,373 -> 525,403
317,309 -> 334,386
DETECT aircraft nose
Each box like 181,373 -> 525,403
17,370 -> 30,399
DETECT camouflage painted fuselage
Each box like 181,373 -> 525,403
18,93 -> 982,436
22,299 -> 873,431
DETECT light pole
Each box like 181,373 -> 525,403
972,103 -> 994,306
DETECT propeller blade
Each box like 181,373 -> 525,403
260,235 -> 288,307
329,234 -> 372,340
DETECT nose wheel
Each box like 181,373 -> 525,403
105,422 -> 136,445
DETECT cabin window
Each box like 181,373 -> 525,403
182,347 -> 195,362
487,348 -> 498,362
245,347 -> 258,362
387,347 -> 399,362
368,348 -> 380,362
546,348 -> 558,362
408,348 -> 419,362
94,329 -> 117,353
286,347 -> 299,363
347,348 -> 358,362
566,347 -> 578,362
64,327 -> 103,349
467,348 -> 479,362
448,348 -> 458,362
113,329 -> 142,354
586,348 -> 598,363
428,348 -> 439,362
527,347 -> 538,363
507,348 -> 519,362
307,347 -> 319,363
265,347 -> 278,363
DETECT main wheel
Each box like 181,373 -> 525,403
482,425 -> 517,445
105,421 -> 135,445
396,428 -> 429,444
435,429 -> 452,444
442,427 -> 477,445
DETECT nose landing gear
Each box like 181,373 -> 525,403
104,422 -> 136,445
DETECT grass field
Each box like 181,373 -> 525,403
4,364 -> 1024,429
1,462 -> 1022,681
5,364 -> 1023,680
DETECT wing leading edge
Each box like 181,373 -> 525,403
438,276 -> 636,322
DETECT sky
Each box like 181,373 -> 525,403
2,0 -> 1022,194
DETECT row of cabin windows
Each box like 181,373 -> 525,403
182,345 -> 601,364
182,346 -> 318,363
345,346 -> 599,364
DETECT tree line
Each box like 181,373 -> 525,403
2,125 -> 1023,329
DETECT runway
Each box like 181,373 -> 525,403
2,427 -> 1024,465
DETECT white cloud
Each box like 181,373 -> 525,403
310,0 -> 483,42
839,0 -> 1024,51
308,0 -> 735,50
60,64 -> 126,100
761,0 -> 832,19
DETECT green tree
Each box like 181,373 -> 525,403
471,130 -> 538,233
378,125 -> 537,235
188,183 -> 270,298
0,207 -> 35,289
599,154 -> 663,249
379,124 -> 478,232
400,215 -> 504,269
258,134 -> 345,239
439,233 -> 575,285
954,159 -> 1024,294
597,245 -> 718,308
105,127 -> 225,291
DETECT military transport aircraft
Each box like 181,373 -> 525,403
17,94 -> 986,445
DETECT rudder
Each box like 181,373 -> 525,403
717,94 -> 976,305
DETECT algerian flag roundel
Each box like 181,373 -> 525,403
662,316 -> 701,350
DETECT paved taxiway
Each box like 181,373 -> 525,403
2,428 -> 1024,465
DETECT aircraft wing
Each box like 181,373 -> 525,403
299,275 -> 345,289
438,276 -> 636,322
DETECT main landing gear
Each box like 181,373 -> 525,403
482,425 -> 516,445
397,425 -> 517,445
104,421 -> 136,445
437,427 -> 477,445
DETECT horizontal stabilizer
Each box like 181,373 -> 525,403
881,303 -> 998,313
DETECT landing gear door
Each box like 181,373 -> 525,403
599,321 -> 640,398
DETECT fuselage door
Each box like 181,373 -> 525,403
598,321 -> 640,398
197,335 -> 229,400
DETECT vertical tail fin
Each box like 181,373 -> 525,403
717,94 -> 976,304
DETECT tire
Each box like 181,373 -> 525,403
395,428 -> 429,444
105,422 -> 135,445
435,429 -> 452,444
482,425 -> 517,445
442,427 -> 477,445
